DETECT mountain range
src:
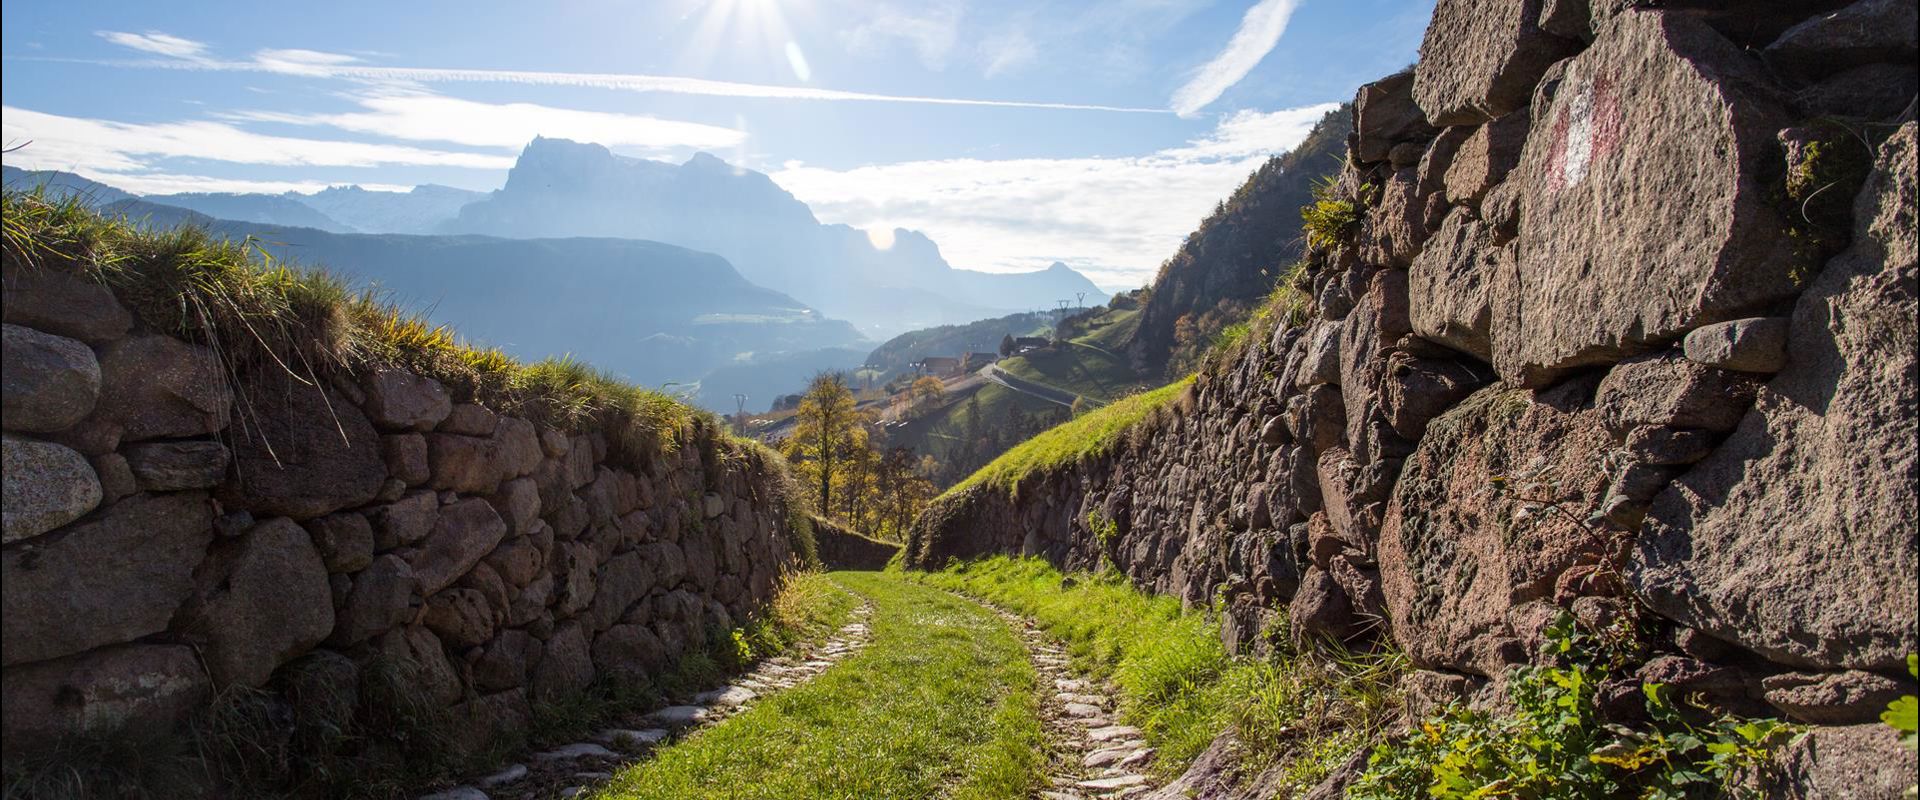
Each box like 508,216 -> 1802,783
446,138 -> 1106,334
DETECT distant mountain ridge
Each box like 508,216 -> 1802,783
2,165 -> 481,236
445,138 -> 1107,335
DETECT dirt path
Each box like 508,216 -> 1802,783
421,603 -> 874,800
969,600 -> 1159,799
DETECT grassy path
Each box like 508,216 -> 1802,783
591,571 -> 1046,800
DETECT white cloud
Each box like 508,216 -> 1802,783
88,29 -> 1164,114
251,48 -> 361,75
1160,103 -> 1339,159
227,90 -> 747,151
0,106 -> 515,176
95,30 -> 213,62
1170,0 -> 1303,117
771,103 -> 1336,289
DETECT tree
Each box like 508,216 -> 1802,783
999,334 -> 1016,357
782,372 -> 861,513
908,376 -> 945,416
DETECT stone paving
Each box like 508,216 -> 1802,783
978,603 -> 1158,799
419,603 -> 873,800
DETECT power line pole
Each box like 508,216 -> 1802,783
732,393 -> 749,433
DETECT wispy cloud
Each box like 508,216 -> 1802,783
1170,0 -> 1303,117
772,103 -> 1338,289
94,30 -> 213,63
1,105 -> 513,176
226,89 -> 747,151
84,30 -> 1168,114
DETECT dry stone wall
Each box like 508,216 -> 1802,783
1,281 -> 809,755
910,0 -> 1916,793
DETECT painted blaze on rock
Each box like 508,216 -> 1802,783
1497,10 -> 1811,386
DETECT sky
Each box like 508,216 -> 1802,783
1,0 -> 1433,290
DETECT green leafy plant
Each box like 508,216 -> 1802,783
1884,654 -> 1918,799
1352,614 -> 1798,800
1300,176 -> 1369,251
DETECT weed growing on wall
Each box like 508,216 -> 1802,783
1350,615 -> 1799,800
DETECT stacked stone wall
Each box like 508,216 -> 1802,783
2,278 -> 808,754
910,0 -> 1917,793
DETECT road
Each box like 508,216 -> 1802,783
978,363 -> 1077,408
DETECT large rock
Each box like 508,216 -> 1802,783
1409,209 -> 1501,361
178,517 -> 335,687
1764,0 -> 1918,79
532,620 -> 592,701
0,644 -> 208,747
1682,317 -> 1790,373
1414,0 -> 1579,125
1765,723 -> 1919,799
1497,10 -> 1807,386
371,624 -> 460,705
219,371 -> 384,519
409,497 -> 509,595
89,335 -> 233,443
422,588 -> 496,649
1379,382 -> 1615,676
368,490 -> 438,550
2,323 -> 100,432
445,688 -> 530,756
2,492 -> 213,665
584,551 -> 660,633
1354,70 -> 1438,163
360,369 -> 451,432
330,554 -> 418,646
0,266 -> 131,344
304,512 -> 375,573
1594,351 -> 1759,435
1444,109 -> 1530,206
1,434 -> 102,543
1629,124 -> 1918,671
427,433 -> 504,495
122,440 -> 230,491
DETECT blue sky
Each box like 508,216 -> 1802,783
2,0 -> 1433,289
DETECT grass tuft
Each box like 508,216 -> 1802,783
2,187 -> 718,467
944,375 -> 1196,498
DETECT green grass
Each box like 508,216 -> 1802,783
594,571 -> 1045,800
998,341 -> 1144,405
918,557 -> 1405,792
1,187 -> 730,468
1075,307 -> 1141,355
946,375 -> 1196,497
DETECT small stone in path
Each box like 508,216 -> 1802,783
1042,792 -> 1084,800
596,728 -> 669,748
533,743 -> 618,761
418,789 -> 488,800
474,763 -> 526,787
1077,774 -> 1148,790
1057,692 -> 1106,705
1083,747 -> 1134,768
646,705 -> 710,726
1055,678 -> 1087,691
1087,725 -> 1142,742
1064,703 -> 1103,718
1118,748 -> 1153,768
694,685 -> 757,706
557,787 -> 585,799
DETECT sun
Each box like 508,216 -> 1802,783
682,0 -> 815,82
